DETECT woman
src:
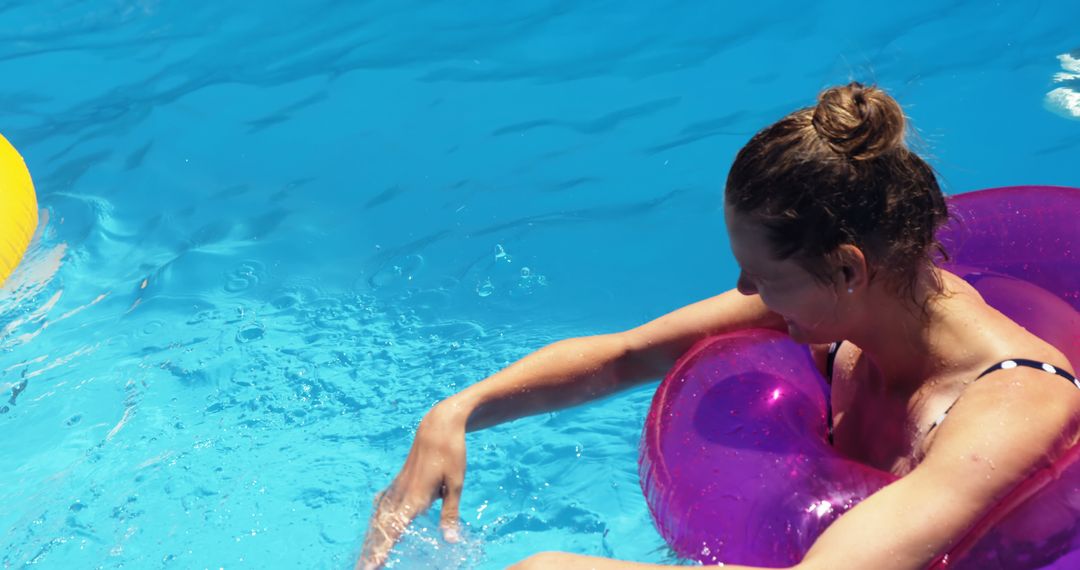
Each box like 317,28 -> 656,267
357,83 -> 1080,570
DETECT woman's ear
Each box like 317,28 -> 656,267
835,245 -> 869,292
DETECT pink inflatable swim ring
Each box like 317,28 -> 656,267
639,186 -> 1080,569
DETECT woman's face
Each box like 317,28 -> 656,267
724,205 -> 847,343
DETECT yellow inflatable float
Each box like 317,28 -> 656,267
0,133 -> 38,286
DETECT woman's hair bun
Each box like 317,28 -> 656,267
811,82 -> 906,160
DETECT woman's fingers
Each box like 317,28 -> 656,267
360,474 -> 465,568
358,488 -> 427,570
439,476 -> 464,543
358,410 -> 470,569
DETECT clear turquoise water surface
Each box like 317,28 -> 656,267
1,1 -> 1078,568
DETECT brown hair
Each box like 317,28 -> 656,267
725,82 -> 949,301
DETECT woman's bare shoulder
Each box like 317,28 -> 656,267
937,269 -> 1074,372
918,270 -> 1079,463
926,269 -> 1080,460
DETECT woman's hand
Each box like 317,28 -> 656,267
356,400 -> 469,570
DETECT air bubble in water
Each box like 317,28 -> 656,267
236,323 -> 265,343
475,278 -> 494,297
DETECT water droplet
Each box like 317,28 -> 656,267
494,244 -> 512,263
236,323 -> 265,343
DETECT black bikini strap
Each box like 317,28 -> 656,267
825,341 -> 843,384
975,358 -> 1080,389
824,341 -> 843,444
928,358 -> 1080,434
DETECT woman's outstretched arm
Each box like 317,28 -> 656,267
357,290 -> 784,569
457,289 -> 784,430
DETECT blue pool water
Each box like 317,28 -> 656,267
1,1 -> 1078,568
